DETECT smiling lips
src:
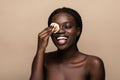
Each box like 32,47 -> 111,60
57,36 -> 68,45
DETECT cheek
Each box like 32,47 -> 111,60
67,28 -> 77,36
67,29 -> 78,43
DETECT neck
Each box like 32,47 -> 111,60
57,45 -> 79,60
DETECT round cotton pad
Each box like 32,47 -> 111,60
50,23 -> 60,33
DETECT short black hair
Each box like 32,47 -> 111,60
48,7 -> 83,43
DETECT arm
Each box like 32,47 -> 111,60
89,56 -> 105,80
30,27 -> 52,80
30,50 -> 45,80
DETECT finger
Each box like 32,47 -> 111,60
39,31 -> 51,39
39,27 -> 52,36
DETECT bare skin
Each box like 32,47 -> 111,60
45,51 -> 105,80
30,12 -> 105,80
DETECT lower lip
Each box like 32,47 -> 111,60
57,39 -> 67,45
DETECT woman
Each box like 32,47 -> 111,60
30,7 -> 105,80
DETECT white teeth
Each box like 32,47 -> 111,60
57,37 -> 67,40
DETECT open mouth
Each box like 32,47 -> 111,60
56,36 -> 68,45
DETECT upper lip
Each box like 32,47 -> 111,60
57,36 -> 68,40
55,35 -> 69,40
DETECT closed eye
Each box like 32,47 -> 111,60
64,23 -> 71,29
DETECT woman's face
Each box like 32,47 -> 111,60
51,12 -> 80,50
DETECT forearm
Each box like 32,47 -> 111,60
30,27 -> 52,80
30,50 -> 45,80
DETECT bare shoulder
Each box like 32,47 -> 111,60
85,54 -> 105,80
86,55 -> 104,68
86,54 -> 105,78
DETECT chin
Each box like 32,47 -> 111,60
56,43 -> 74,51
56,45 -> 67,51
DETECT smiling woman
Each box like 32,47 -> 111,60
50,12 -> 78,50
30,7 -> 105,80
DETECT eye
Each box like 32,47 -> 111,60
64,23 -> 71,29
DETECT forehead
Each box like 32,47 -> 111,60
52,12 -> 75,24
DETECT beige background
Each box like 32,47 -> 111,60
0,0 -> 120,80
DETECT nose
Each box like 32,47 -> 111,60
58,27 -> 65,34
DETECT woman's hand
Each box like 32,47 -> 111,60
37,27 -> 52,52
